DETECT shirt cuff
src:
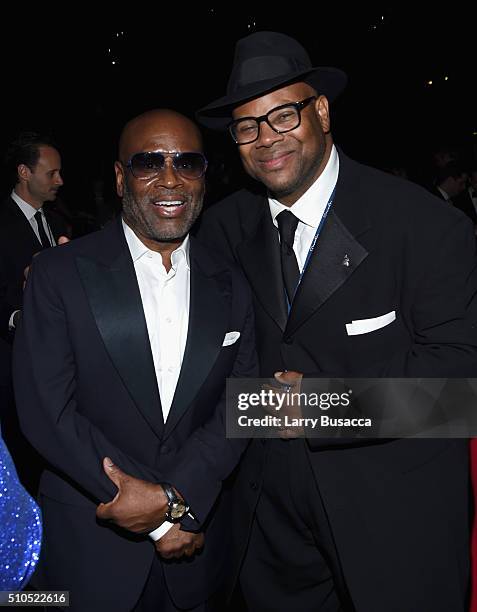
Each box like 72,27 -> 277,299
8,310 -> 20,330
149,521 -> 174,541
148,510 -> 198,540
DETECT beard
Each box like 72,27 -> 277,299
121,181 -> 203,243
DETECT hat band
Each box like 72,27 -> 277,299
229,55 -> 310,94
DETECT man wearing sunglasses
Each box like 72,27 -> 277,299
13,109 -> 257,611
197,31 -> 477,611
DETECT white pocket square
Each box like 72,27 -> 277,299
222,331 -> 241,346
346,311 -> 396,336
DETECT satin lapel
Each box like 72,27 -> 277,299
76,225 -> 163,438
286,151 -> 374,337
286,210 -> 369,335
237,210 -> 287,332
164,239 -> 230,438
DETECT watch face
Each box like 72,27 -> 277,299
170,501 -> 187,519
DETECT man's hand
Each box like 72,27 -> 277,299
155,524 -> 204,559
273,370 -> 304,439
96,457 -> 168,533
274,370 -> 303,390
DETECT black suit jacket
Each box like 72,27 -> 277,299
197,152 -> 477,611
13,219 -> 257,612
0,196 -> 67,340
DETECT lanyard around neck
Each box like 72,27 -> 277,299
286,185 -> 337,313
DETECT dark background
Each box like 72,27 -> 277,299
0,4 -> 475,213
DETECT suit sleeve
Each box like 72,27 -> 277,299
166,282 -> 258,529
13,256 -> 167,503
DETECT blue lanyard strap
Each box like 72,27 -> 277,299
286,185 -> 337,313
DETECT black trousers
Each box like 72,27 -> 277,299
240,439 -> 353,612
36,551 -> 208,612
133,555 -> 206,612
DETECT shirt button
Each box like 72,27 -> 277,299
167,366 -> 174,373
165,317 -> 172,324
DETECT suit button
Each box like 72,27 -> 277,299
160,446 -> 170,455
249,481 -> 258,491
283,335 -> 293,344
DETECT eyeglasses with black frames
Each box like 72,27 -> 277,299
124,151 -> 208,181
228,96 -> 317,145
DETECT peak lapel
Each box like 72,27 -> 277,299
164,239 -> 231,438
76,221 -> 163,438
286,210 -> 369,335
286,156 -> 372,336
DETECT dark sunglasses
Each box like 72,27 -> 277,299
125,151 -> 208,181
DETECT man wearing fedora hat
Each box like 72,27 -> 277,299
197,31 -> 477,611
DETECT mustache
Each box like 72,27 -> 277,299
150,189 -> 191,199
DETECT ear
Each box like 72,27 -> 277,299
17,163 -> 32,182
114,161 -> 125,198
315,96 -> 331,133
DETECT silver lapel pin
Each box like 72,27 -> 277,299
342,254 -> 350,267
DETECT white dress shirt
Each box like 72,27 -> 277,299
436,185 -> 452,203
122,220 -> 191,541
268,145 -> 339,271
11,190 -> 56,247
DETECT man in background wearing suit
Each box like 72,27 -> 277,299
197,31 -> 477,611
0,132 -> 68,493
13,109 -> 257,611
430,160 -> 468,205
0,131 -> 68,341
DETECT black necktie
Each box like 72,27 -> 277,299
277,210 -> 300,305
34,210 -> 51,249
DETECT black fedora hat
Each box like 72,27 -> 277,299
197,31 -> 347,131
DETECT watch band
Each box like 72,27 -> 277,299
161,483 -> 190,522
161,483 -> 176,505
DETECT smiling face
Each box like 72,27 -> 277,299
232,82 -> 333,206
115,110 -> 205,250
